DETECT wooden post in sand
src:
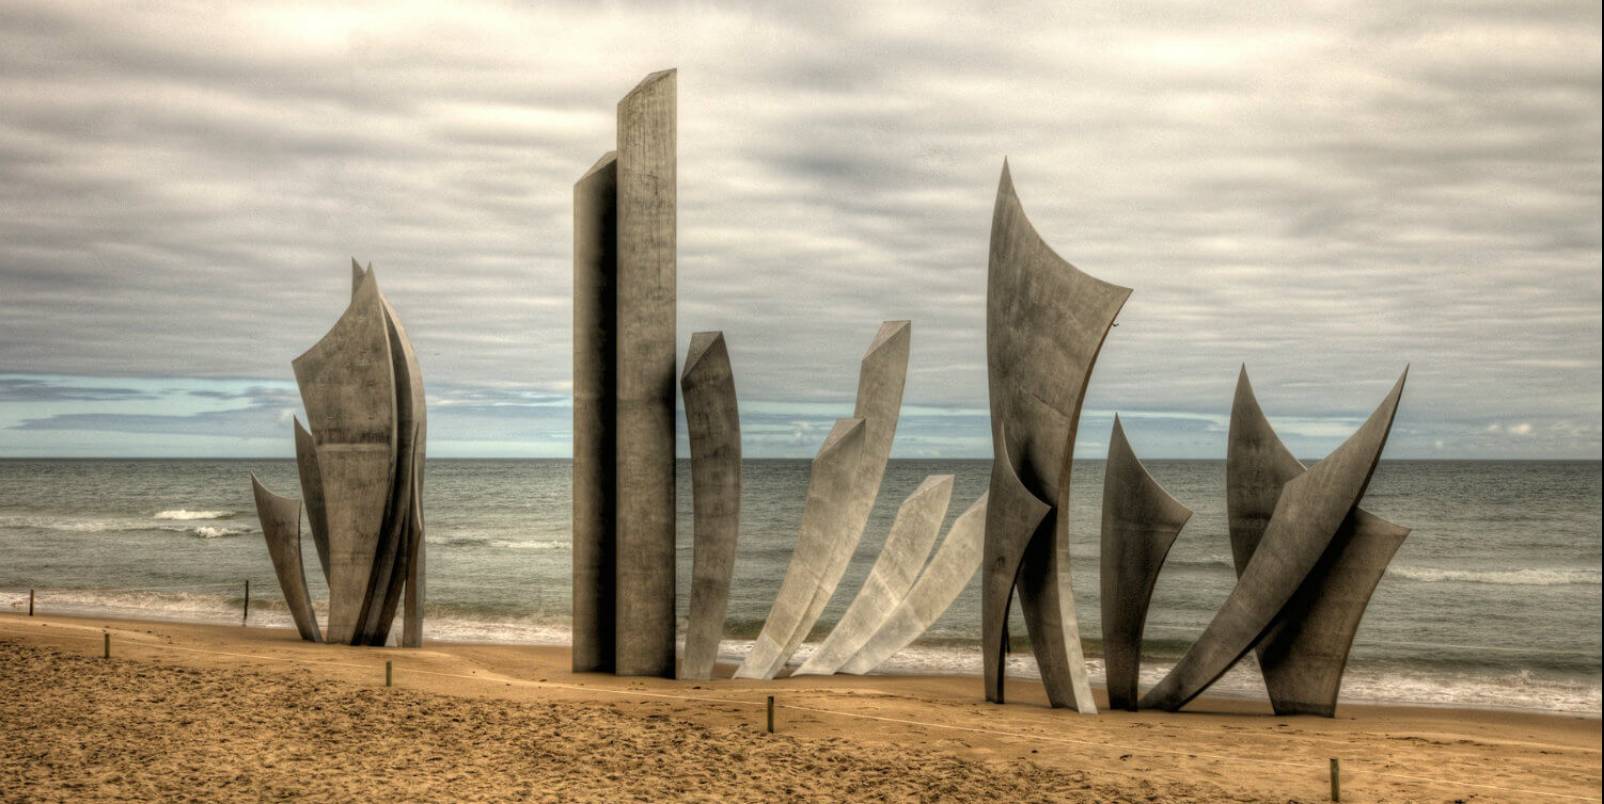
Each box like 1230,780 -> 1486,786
1330,757 -> 1340,801
766,695 -> 774,734
28,589 -> 34,616
242,579 -> 250,626
102,632 -> 109,659
386,660 -> 393,688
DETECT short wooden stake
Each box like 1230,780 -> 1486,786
242,579 -> 250,626
766,695 -> 775,734
103,632 -> 110,659
1330,757 -> 1340,802
28,589 -> 34,616
386,660 -> 393,688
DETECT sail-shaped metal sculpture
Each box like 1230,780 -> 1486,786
292,269 -> 397,643
734,417 -> 867,679
839,492 -> 990,675
1226,368 -> 1410,716
251,262 -> 427,647
1141,370 -> 1407,711
734,321 -> 907,679
983,161 -> 1128,711
680,331 -> 741,680
794,474 -> 952,676
1099,416 -> 1191,710
292,418 -> 331,583
249,474 -> 323,643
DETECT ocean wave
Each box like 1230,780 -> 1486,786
0,513 -> 250,537
153,510 -> 235,521
1389,566 -> 1601,586
188,526 -> 246,539
431,536 -> 566,551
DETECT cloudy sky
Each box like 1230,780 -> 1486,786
0,1 -> 1598,459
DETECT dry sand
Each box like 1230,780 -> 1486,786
1,614 -> 1598,802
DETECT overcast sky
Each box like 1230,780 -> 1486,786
0,1 -> 1599,459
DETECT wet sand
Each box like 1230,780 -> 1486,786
1,614 -> 1598,802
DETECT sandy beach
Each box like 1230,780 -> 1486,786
1,613 -> 1598,802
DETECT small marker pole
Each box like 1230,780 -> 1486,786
103,632 -> 110,659
242,580 -> 250,626
1330,757 -> 1340,802
766,695 -> 775,734
386,660 -> 393,688
28,589 -> 34,616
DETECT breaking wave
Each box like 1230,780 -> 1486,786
1388,566 -> 1601,586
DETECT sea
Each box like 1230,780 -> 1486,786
0,458 -> 1598,716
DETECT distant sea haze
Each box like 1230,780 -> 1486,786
1,458 -> 1598,715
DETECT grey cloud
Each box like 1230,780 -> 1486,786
0,0 -> 1598,458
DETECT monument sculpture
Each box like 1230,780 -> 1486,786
1099,416 -> 1191,710
794,475 -> 953,676
572,69 -> 679,676
735,321 -> 908,679
734,417 -> 867,679
679,332 -> 742,680
249,261 -> 428,647
250,475 -> 323,643
1141,369 -> 1408,711
982,161 -> 1128,712
837,492 -> 991,675
1225,368 -> 1412,716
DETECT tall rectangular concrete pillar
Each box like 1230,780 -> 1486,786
572,152 -> 619,672
613,69 -> 677,677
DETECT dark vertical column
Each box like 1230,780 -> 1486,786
614,69 -> 677,677
572,152 -> 619,673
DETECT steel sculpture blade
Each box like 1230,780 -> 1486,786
292,417 -> 331,584
250,474 -> 323,643
614,69 -> 678,677
291,269 -> 398,644
359,273 -> 428,646
401,429 -> 427,648
679,331 -> 742,680
795,474 -> 953,677
981,425 -> 1054,700
839,491 -> 990,675
760,321 -> 910,675
1141,369 -> 1408,711
734,417 -> 867,679
983,161 -> 1128,711
1227,367 -> 1410,716
571,151 -> 619,673
1099,416 -> 1191,710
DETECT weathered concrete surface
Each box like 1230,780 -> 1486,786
1099,416 -> 1191,710
734,418 -> 867,679
1141,370 -> 1408,711
679,331 -> 741,680
402,433 -> 427,648
840,491 -> 990,675
250,474 -> 323,643
773,322 -> 910,669
292,417 -> 331,584
292,270 -> 397,644
983,161 -> 1128,711
614,69 -> 678,677
571,151 -> 619,673
361,269 -> 429,646
1228,368 -> 1409,716
795,474 -> 953,676
981,428 -> 1053,700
